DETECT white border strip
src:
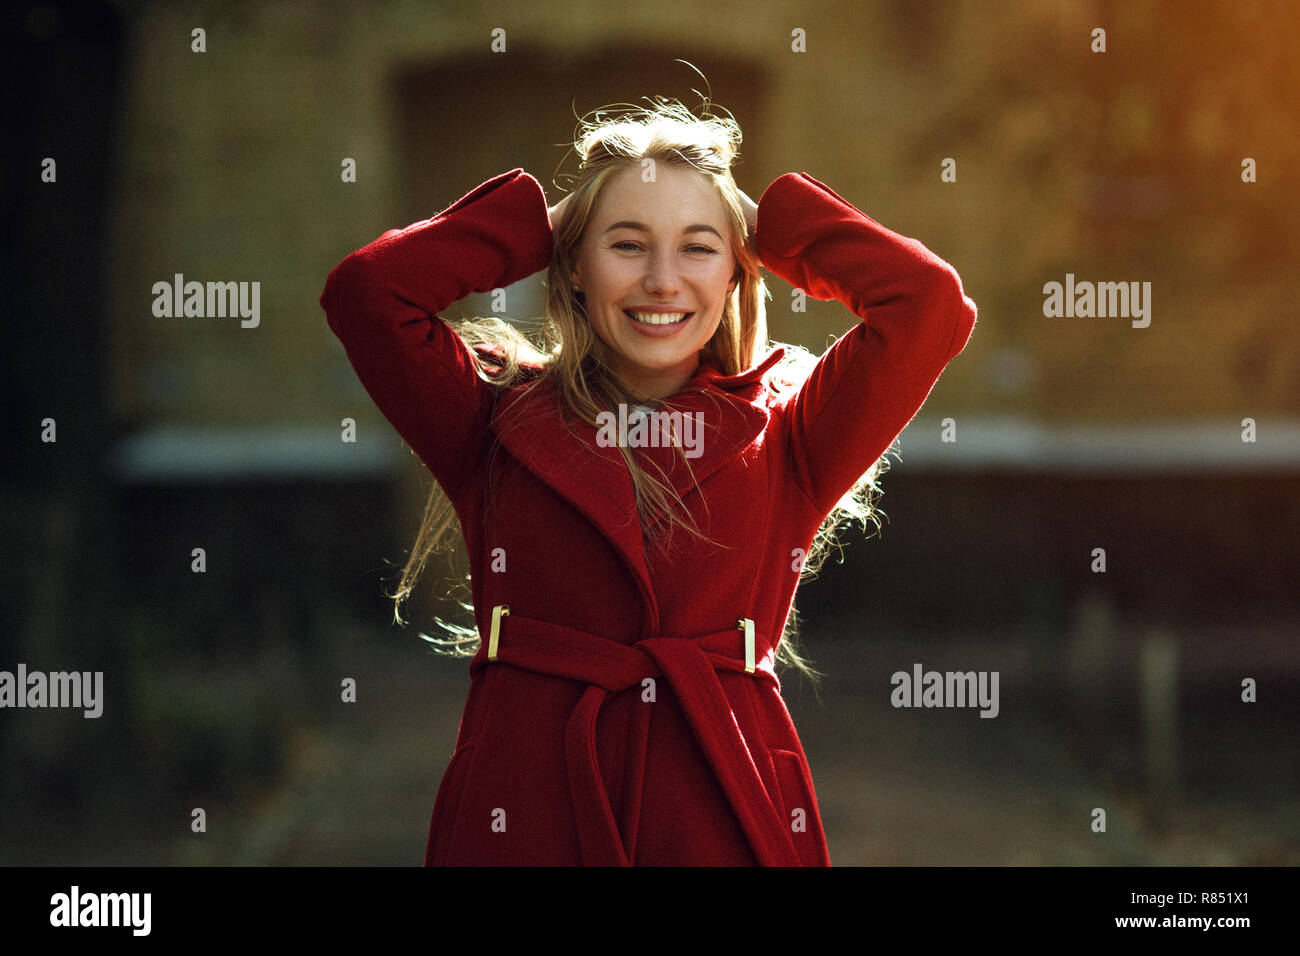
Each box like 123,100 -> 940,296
894,418 -> 1300,471
106,426 -> 399,481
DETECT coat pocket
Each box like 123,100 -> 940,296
768,747 -> 821,863
424,742 -> 477,866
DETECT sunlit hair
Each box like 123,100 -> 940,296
388,94 -> 894,687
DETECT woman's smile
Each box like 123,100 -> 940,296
623,308 -> 695,336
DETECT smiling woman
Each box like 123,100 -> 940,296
570,162 -> 740,400
319,92 -> 977,866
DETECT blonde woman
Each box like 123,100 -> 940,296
319,96 -> 977,865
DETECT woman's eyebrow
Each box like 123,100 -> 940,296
601,221 -> 724,240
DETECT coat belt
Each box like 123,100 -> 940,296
467,605 -> 804,866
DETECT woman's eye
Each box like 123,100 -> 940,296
612,242 -> 718,254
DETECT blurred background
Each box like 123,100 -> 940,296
2,0 -> 1298,865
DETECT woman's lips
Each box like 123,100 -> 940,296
624,309 -> 693,337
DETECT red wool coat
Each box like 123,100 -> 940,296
319,167 -> 977,865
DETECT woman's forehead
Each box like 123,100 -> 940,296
594,166 -> 729,227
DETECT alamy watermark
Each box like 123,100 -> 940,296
50,886 -> 150,936
595,403 -> 704,459
0,664 -> 102,718
152,273 -> 260,328
891,662 -> 999,718
1042,273 -> 1151,328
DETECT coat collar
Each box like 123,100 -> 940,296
486,346 -> 787,633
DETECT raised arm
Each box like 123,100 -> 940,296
754,171 -> 977,515
319,168 -> 554,497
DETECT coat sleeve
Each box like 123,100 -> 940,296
754,171 -> 977,515
318,168 -> 554,496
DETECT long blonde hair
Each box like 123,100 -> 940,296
388,95 -> 894,686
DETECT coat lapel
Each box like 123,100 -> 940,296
488,346 -> 787,631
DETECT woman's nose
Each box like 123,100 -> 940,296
642,252 -> 681,295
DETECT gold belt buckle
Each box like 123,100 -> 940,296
488,604 -> 510,661
737,617 -> 755,674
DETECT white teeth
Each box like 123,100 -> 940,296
627,311 -> 689,325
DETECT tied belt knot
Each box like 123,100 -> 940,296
467,605 -> 803,866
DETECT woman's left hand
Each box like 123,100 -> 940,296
737,187 -> 758,234
547,191 -> 573,229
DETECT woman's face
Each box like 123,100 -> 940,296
572,163 -> 738,399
